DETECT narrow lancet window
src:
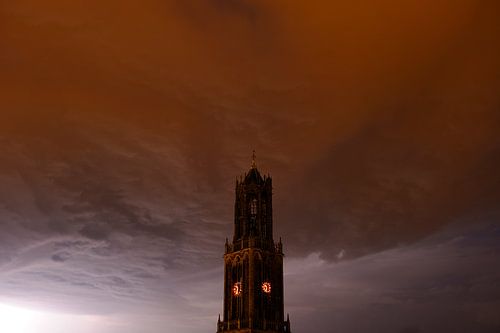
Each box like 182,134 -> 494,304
250,198 -> 258,216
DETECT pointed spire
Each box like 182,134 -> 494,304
244,150 -> 263,184
251,150 -> 257,169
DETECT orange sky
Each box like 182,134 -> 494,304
1,1 -> 499,332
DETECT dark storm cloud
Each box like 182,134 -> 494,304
0,113 -> 226,320
285,220 -> 500,333
1,0 -> 499,332
280,108 -> 500,259
176,0 -> 260,23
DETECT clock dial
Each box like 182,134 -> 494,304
262,282 -> 271,294
233,282 -> 242,296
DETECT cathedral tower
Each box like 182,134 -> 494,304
217,153 -> 291,333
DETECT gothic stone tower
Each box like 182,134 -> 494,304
217,155 -> 291,333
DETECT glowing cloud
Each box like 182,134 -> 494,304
0,303 -> 41,333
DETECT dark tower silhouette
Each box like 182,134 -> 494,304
217,152 -> 291,333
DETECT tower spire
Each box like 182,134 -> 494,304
218,160 -> 288,333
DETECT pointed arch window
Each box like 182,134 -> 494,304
250,198 -> 258,216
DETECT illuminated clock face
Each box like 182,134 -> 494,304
233,282 -> 242,296
262,282 -> 271,294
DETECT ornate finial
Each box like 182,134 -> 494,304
251,150 -> 257,169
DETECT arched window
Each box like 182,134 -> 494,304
250,198 -> 258,216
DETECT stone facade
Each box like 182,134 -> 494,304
217,159 -> 291,333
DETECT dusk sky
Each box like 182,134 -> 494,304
1,1 -> 500,332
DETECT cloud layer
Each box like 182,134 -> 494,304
1,1 -> 499,332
